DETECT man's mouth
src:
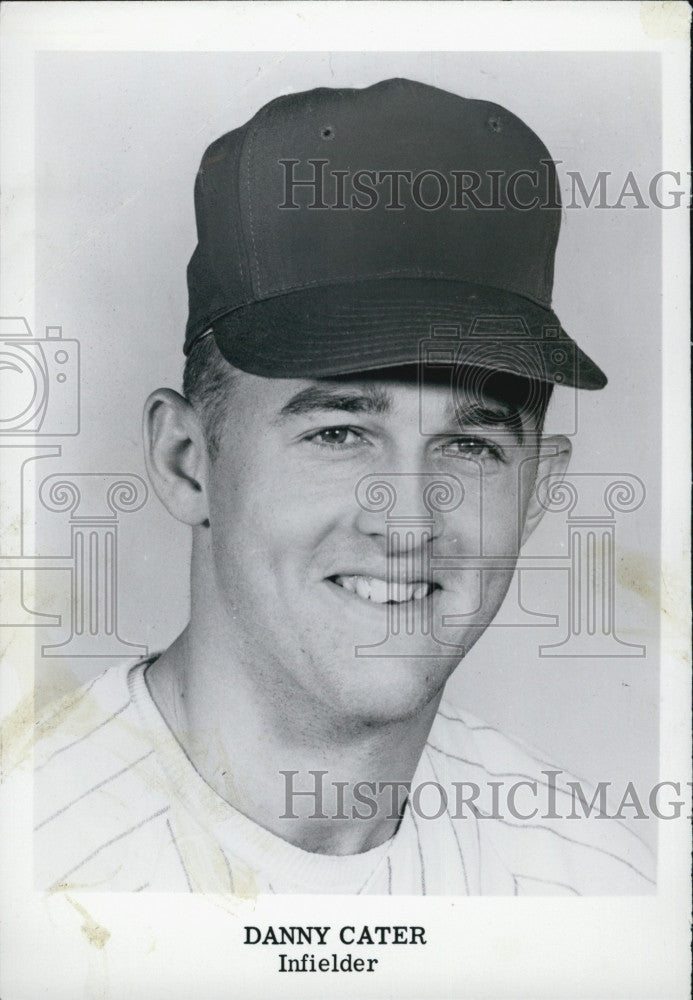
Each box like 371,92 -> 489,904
328,575 -> 438,605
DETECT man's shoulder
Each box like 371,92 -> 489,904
429,697 -> 656,895
429,698 -> 560,777
35,660 -> 144,768
34,659 -> 174,891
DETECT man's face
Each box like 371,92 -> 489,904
200,366 -> 553,729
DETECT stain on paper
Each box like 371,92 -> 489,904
616,549 -> 659,609
66,896 -> 111,949
640,1 -> 690,40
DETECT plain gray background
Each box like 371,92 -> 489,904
32,50 -> 661,837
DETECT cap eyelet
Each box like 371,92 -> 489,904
487,116 -> 503,133
320,125 -> 335,140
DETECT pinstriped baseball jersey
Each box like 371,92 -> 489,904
34,658 -> 655,895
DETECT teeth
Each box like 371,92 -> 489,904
355,577 -> 371,601
332,576 -> 433,604
388,581 -> 413,602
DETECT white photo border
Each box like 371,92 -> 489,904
1,3 -> 690,998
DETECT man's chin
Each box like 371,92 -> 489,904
323,650 -> 463,728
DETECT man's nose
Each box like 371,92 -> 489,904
353,471 -> 464,545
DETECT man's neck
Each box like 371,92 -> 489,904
145,628 -> 443,856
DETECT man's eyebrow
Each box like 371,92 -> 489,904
275,385 -> 392,421
451,401 -> 525,443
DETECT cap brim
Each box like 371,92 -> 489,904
208,279 -> 607,389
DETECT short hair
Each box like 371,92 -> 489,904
182,334 -> 234,459
182,337 -> 554,459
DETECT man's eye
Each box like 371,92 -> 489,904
441,437 -> 505,462
306,426 -> 364,449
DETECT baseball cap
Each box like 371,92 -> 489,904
185,77 -> 607,389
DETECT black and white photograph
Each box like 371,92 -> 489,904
1,2 -> 690,997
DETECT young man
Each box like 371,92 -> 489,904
35,78 -> 654,894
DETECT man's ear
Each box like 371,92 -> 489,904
142,388 -> 210,526
520,434 -> 572,546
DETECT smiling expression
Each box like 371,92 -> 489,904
196,365 -> 556,727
